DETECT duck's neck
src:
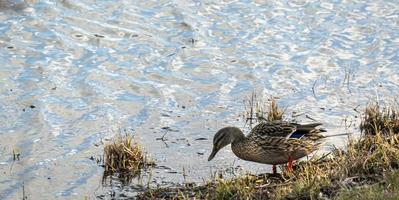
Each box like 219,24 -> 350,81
231,132 -> 251,161
230,130 -> 246,145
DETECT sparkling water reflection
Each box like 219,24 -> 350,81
0,0 -> 398,199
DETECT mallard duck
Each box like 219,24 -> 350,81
208,121 -> 327,173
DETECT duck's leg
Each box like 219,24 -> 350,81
287,156 -> 293,172
272,165 -> 277,174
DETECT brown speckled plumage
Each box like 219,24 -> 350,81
208,121 -> 326,167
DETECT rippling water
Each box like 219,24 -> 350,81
0,0 -> 398,199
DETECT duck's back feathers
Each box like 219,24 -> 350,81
248,121 -> 296,138
248,121 -> 325,139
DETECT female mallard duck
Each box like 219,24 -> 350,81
208,121 -> 327,173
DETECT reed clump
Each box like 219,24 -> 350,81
360,102 -> 399,135
103,133 -> 153,182
244,92 -> 284,127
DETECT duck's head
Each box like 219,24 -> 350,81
208,127 -> 243,161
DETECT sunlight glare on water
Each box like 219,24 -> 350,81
0,0 -> 398,199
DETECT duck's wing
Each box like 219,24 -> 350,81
254,136 -> 322,154
248,121 -> 297,139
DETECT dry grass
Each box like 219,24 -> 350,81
103,133 -> 154,184
360,102 -> 399,135
244,92 -> 284,128
267,97 -> 284,122
138,101 -> 399,199
335,170 -> 399,200
139,173 -> 285,200
275,133 -> 399,199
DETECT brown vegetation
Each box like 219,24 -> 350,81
103,133 -> 154,184
360,102 -> 399,135
244,92 -> 284,128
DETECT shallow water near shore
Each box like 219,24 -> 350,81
0,0 -> 398,199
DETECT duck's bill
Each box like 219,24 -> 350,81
208,147 -> 218,161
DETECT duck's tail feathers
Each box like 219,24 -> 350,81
289,123 -> 325,138
295,123 -> 323,130
324,133 -> 350,138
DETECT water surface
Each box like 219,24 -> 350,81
0,0 -> 398,199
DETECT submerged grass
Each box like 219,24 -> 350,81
139,101 -> 399,199
103,132 -> 154,184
